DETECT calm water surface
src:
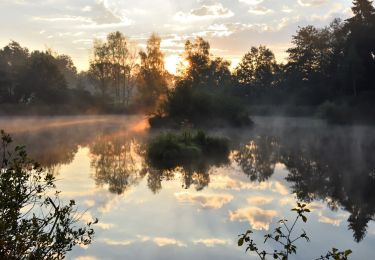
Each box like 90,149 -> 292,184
1,115 -> 375,260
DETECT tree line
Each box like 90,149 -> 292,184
0,0 -> 374,123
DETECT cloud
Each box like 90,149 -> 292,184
318,212 -> 348,227
75,257 -> 98,260
80,211 -> 114,230
229,207 -> 277,230
308,3 -> 347,22
273,181 -> 289,195
87,0 -> 122,25
248,5 -> 273,15
32,15 -> 92,23
298,0 -> 327,7
174,4 -> 234,23
193,238 -> 231,247
247,196 -> 274,206
239,0 -> 263,5
102,238 -> 133,246
32,1 -> 132,29
196,22 -> 265,37
318,215 -> 342,226
139,236 -> 186,247
175,192 -> 233,209
282,5 -> 293,13
210,174 -> 290,195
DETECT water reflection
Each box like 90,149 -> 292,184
90,133 -> 146,195
234,125 -> 375,242
2,116 -> 375,244
233,136 -> 279,182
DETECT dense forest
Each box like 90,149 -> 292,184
0,0 -> 374,124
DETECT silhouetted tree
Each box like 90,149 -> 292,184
137,33 -> 169,112
235,46 -> 279,88
17,51 -> 68,104
0,130 -> 96,259
0,41 -> 29,103
89,32 -> 138,105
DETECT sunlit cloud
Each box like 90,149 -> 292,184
75,257 -> 98,260
193,238 -> 231,247
318,215 -> 342,226
102,238 -> 133,246
318,212 -> 348,227
83,199 -> 96,207
139,236 -> 186,247
247,196 -> 274,206
210,173 -> 290,195
174,3 -> 234,23
229,207 -> 278,230
32,15 -> 92,23
298,0 -> 328,7
248,5 -> 274,15
282,5 -> 293,13
239,0 -> 264,5
175,192 -> 233,209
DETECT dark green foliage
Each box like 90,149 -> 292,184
0,130 -> 96,259
150,84 -> 253,128
146,130 -> 229,170
238,203 -> 351,260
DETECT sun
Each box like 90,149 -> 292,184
165,54 -> 182,75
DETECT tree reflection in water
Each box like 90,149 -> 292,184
145,154 -> 227,193
89,133 -> 226,194
90,133 -> 146,195
234,127 -> 375,242
233,135 -> 280,182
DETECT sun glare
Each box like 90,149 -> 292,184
165,54 -> 181,75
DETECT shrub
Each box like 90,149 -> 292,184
0,130 -> 96,259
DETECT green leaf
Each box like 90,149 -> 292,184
238,237 -> 244,247
302,215 -> 307,223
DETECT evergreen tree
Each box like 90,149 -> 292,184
349,0 -> 375,24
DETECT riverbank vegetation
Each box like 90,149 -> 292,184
0,130 -> 96,259
238,203 -> 352,260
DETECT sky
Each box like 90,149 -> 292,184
0,0 -> 354,74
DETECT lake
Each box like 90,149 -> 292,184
1,115 -> 374,260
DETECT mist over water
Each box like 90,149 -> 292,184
1,115 -> 375,260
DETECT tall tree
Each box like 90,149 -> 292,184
54,54 -> 78,88
17,51 -> 67,104
181,37 -> 211,87
0,41 -> 29,103
138,33 -> 169,112
343,0 -> 375,95
349,0 -> 375,24
89,40 -> 112,97
235,45 -> 278,88
89,31 -> 138,105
